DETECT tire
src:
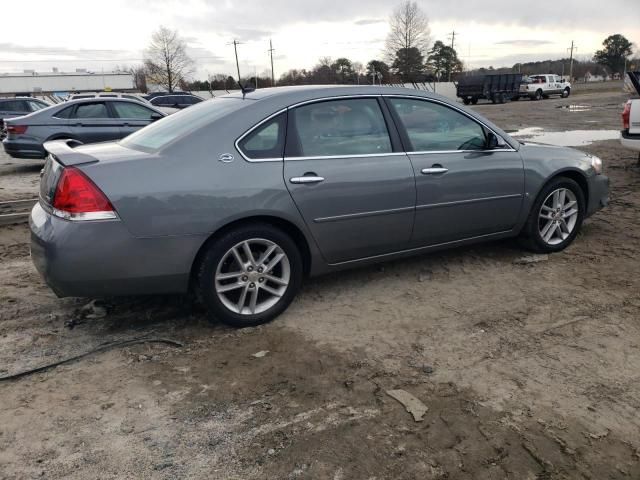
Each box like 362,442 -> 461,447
534,89 -> 543,101
512,96 -> 520,101
471,98 -> 478,105
463,98 -> 471,105
519,177 -> 585,253
562,88 -> 570,98
196,223 -> 303,327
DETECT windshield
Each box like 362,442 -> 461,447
120,97 -> 248,152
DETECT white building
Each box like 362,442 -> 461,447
0,69 -> 135,95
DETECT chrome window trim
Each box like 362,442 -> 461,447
286,152 -> 407,161
235,108 -> 287,162
381,93 -> 517,151
407,148 -> 517,154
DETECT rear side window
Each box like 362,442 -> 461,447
238,113 -> 286,160
0,100 -> 28,112
112,101 -> 156,119
288,98 -> 392,157
388,97 -> 486,152
121,97 -> 246,152
54,106 -> 74,119
73,102 -> 109,119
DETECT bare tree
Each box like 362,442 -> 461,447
385,1 -> 431,73
144,26 -> 194,92
129,65 -> 148,93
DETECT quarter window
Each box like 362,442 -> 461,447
54,106 -> 73,119
388,98 -> 486,152
288,98 -> 392,157
238,113 -> 286,160
112,101 -> 156,119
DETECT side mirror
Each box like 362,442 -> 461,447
486,132 -> 507,150
150,112 -> 163,121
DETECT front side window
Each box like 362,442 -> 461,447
288,98 -> 392,157
238,113 -> 285,160
72,102 -> 109,119
388,98 -> 486,152
112,101 -> 156,119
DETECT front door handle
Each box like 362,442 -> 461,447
290,176 -> 325,184
421,167 -> 448,175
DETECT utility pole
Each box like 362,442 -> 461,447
567,41 -> 577,81
268,39 -> 276,87
231,39 -> 242,84
446,30 -> 457,82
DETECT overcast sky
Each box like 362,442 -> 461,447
1,0 -> 638,79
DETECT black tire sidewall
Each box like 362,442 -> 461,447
525,177 -> 586,253
197,224 -> 303,327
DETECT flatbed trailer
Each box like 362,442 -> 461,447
456,73 -> 524,105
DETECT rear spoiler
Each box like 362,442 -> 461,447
43,139 -> 98,166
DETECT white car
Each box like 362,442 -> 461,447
520,74 -> 571,100
620,73 -> 640,158
67,92 -> 149,104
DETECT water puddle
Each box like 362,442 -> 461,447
509,127 -> 619,146
555,104 -> 592,112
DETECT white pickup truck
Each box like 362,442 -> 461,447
520,74 -> 571,100
620,72 -> 640,161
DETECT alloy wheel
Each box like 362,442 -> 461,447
538,188 -> 579,246
214,238 -> 291,315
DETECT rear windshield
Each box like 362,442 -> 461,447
120,97 -> 248,152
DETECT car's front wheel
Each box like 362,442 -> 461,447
196,223 -> 303,327
562,87 -> 571,98
520,177 -> 585,253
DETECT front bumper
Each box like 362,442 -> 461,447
585,174 -> 609,218
2,138 -> 46,159
30,202 -> 205,297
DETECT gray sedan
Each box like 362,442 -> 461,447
30,86 -> 609,327
2,98 -> 164,159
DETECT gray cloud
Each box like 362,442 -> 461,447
495,40 -> 554,46
354,18 -> 385,26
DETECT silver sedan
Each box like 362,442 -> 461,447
30,86 -> 609,326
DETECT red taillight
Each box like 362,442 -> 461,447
622,100 -> 631,131
7,124 -> 28,135
52,167 -> 115,217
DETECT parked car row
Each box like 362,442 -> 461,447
0,90 -> 205,154
2,98 -> 165,159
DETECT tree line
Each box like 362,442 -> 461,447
131,1 -> 635,92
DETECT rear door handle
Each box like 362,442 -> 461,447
421,167 -> 448,175
289,176 -> 325,184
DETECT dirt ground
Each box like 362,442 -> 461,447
1,88 -> 639,480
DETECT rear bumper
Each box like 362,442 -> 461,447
620,130 -> 640,152
30,202 -> 205,297
585,174 -> 609,218
2,138 -> 46,159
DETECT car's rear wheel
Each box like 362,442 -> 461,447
520,177 -> 585,253
196,223 -> 303,327
534,89 -> 543,100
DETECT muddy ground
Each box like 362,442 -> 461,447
1,87 -> 639,479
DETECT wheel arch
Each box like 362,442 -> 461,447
537,168 -> 589,207
188,215 -> 313,291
